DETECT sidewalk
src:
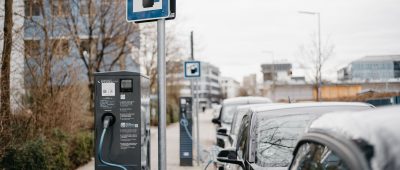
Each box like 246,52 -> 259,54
151,109 -> 217,170
77,110 -> 217,170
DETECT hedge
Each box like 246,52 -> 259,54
0,130 -> 93,170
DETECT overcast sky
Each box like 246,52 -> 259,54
169,0 -> 400,83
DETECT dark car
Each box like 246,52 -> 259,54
213,97 -> 272,148
289,106 -> 400,170
216,102 -> 373,170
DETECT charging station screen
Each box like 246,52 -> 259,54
121,79 -> 133,92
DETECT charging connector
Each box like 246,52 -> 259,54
98,114 -> 127,170
103,115 -> 113,129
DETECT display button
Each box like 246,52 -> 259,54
120,79 -> 133,92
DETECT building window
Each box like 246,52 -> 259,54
25,0 -> 41,17
25,40 -> 40,58
51,0 -> 69,17
51,39 -> 69,57
395,62 -> 400,78
394,61 -> 400,70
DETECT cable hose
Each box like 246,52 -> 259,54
179,114 -> 193,139
98,128 -> 128,170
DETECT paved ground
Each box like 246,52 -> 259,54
77,109 -> 217,170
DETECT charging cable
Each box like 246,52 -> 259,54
98,115 -> 128,170
180,113 -> 193,139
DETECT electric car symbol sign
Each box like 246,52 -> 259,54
126,0 -> 170,22
184,61 -> 201,78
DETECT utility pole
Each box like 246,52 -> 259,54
190,31 -> 200,165
317,13 -> 322,101
299,11 -> 322,101
191,31 -> 194,60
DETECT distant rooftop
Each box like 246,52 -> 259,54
261,63 -> 292,71
354,55 -> 400,62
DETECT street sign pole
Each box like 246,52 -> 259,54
195,79 -> 200,165
190,32 -> 200,165
157,19 -> 167,170
127,0 -> 175,169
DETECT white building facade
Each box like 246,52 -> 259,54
220,77 -> 240,99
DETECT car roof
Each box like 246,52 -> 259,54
307,106 -> 400,170
235,103 -> 283,110
249,102 -> 373,113
222,96 -> 272,105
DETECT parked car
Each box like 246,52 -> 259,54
214,103 -> 284,170
289,106 -> 400,170
212,97 -> 272,148
216,102 -> 373,170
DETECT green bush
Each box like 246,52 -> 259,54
47,129 -> 71,170
69,132 -> 94,168
0,130 -> 94,170
1,138 -> 49,170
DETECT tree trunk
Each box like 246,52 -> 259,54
88,72 -> 94,112
1,0 -> 14,119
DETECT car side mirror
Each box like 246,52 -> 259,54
212,118 -> 221,125
217,149 -> 244,168
217,127 -> 228,136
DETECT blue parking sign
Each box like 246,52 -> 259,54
126,0 -> 171,22
184,61 -> 201,78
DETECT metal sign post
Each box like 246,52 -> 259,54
127,1 -> 175,169
195,79 -> 200,165
190,32 -> 200,165
157,19 -> 167,170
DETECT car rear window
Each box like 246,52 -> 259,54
231,111 -> 247,136
254,105 -> 371,167
255,113 -> 318,167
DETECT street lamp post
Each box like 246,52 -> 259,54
298,11 -> 322,101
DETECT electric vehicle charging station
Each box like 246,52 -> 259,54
94,71 -> 150,170
179,97 -> 193,166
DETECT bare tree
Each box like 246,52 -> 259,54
0,0 -> 13,129
132,23 -> 184,124
0,1 -> 91,155
65,0 -> 139,110
132,23 -> 183,92
298,34 -> 334,101
19,0 -> 88,134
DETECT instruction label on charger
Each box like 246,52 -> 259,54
102,83 -> 115,96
